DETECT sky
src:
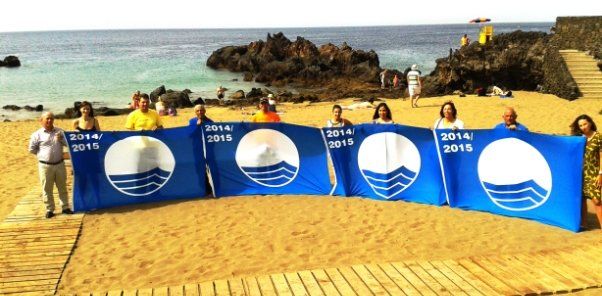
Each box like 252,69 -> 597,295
1,0 -> 601,32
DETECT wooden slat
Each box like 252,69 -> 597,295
0,267 -> 62,278
243,277 -> 261,296
336,266 -> 372,296
416,261 -> 465,296
441,260 -> 499,296
214,279 -> 229,296
121,289 -> 137,296
324,268 -> 356,296
137,288 -> 153,296
458,259 -> 533,295
378,263 -> 421,296
228,278 -> 246,296
404,261 -> 451,295
256,275 -> 277,295
284,272 -> 310,296
0,273 -> 60,283
488,256 -> 548,293
390,262 -> 436,296
311,269 -> 339,296
297,270 -> 324,296
363,264 -> 406,295
168,285 -> 184,296
505,255 -> 572,293
0,284 -> 56,294
183,283 -> 200,296
267,274 -> 291,296
469,257 -> 535,295
549,250 -> 602,285
106,291 -> 122,296
429,261 -> 482,296
529,252 -> 598,290
153,286 -> 169,296
199,281 -> 215,296
351,264 -> 388,295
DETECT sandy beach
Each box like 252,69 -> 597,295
2,92 -> 601,293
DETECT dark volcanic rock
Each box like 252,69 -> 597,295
63,102 -> 130,119
207,32 -> 381,85
0,56 -> 21,67
150,85 -> 166,102
159,91 -> 193,108
2,105 -> 21,111
230,90 -> 245,100
2,104 -> 43,111
422,31 -> 548,96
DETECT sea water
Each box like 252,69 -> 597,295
0,23 -> 552,120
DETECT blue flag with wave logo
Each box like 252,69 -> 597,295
326,124 -> 446,205
435,129 -> 585,232
66,127 -> 206,212
203,122 -> 331,196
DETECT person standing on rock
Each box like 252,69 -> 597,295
216,86 -> 226,100
407,64 -> 422,108
380,69 -> 388,89
28,112 -> 73,218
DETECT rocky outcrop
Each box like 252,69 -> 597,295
62,102 -> 131,119
158,90 -> 193,108
2,104 -> 43,111
421,31 -> 548,96
207,32 -> 381,85
0,56 -> 20,67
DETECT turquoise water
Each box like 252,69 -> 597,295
0,23 -> 552,120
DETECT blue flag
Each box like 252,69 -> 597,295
326,124 -> 446,205
66,127 -> 206,211
203,122 -> 331,196
435,129 -> 585,231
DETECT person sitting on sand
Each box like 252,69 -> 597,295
326,105 -> 353,127
371,102 -> 394,124
342,98 -> 375,111
216,86 -> 226,100
250,98 -> 280,123
125,94 -> 164,131
570,114 -> 602,229
130,90 -> 141,109
434,101 -> 464,130
29,112 -> 72,218
189,104 -> 213,126
72,101 -> 101,132
493,107 -> 528,131
155,97 -> 167,116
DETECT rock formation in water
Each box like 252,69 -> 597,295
0,56 -> 21,67
207,32 -> 382,85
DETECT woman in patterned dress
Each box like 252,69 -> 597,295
571,114 -> 602,229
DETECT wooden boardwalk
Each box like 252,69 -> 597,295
0,189 -> 83,296
1,191 -> 602,295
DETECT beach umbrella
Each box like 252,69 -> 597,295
469,18 -> 491,23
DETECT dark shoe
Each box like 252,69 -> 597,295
62,209 -> 73,215
45,212 -> 54,219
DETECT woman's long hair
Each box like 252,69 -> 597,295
570,114 -> 597,136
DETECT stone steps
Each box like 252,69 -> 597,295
560,49 -> 602,100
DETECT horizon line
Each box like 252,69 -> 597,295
0,21 -> 555,34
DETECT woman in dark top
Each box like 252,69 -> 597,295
72,101 -> 100,131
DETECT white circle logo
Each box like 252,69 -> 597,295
478,138 -> 552,211
358,132 -> 421,199
104,136 -> 175,196
235,129 -> 299,187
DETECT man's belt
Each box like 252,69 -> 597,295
39,159 -> 64,165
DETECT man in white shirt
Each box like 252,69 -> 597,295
28,112 -> 72,218
407,64 -> 422,108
